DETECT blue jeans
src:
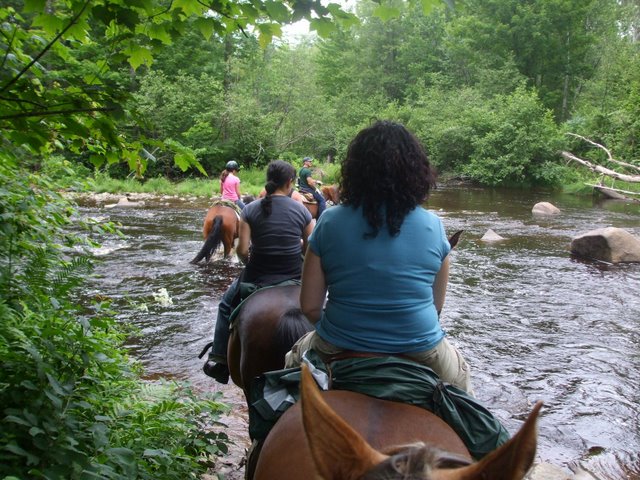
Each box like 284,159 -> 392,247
211,277 -> 241,363
235,199 -> 246,210
302,188 -> 326,218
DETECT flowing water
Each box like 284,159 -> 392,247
76,188 -> 640,479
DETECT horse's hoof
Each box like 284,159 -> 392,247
203,361 -> 230,384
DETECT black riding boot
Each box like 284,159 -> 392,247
203,355 -> 230,384
198,342 -> 230,384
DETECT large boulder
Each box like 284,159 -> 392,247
532,202 -> 561,215
571,227 -> 640,263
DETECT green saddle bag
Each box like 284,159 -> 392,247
248,350 -> 510,460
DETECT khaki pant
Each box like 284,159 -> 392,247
285,332 -> 474,396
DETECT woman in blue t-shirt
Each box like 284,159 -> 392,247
286,120 -> 473,393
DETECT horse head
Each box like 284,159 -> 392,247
299,363 -> 542,480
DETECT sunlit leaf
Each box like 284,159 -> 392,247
310,18 -> 336,38
173,0 -> 206,16
146,23 -> 173,45
194,18 -> 214,39
372,4 -> 401,20
23,0 -> 47,14
124,44 -> 153,70
420,0 -> 442,15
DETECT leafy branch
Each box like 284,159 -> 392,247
0,0 -> 91,94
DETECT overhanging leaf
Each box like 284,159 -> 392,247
124,44 -> 153,70
309,18 -> 336,38
372,4 -> 401,21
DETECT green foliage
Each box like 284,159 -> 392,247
0,157 -> 230,478
0,0 -> 356,179
465,88 -> 565,186
403,85 -> 566,186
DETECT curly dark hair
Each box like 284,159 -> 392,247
261,160 -> 296,217
339,120 -> 437,237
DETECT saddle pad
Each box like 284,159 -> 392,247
210,197 -> 242,214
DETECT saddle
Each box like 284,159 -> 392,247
248,350 -> 510,460
298,190 -> 317,204
228,279 -> 302,329
210,197 -> 242,215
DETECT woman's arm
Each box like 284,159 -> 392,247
237,220 -> 251,265
432,254 -> 450,315
300,249 -> 327,324
301,221 -> 314,254
235,180 -> 242,199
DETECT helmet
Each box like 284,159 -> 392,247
303,157 -> 312,163
225,160 -> 239,171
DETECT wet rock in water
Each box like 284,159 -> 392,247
104,197 -> 146,209
532,201 -> 561,215
480,229 -> 506,242
571,227 -> 640,263
525,462 -> 572,479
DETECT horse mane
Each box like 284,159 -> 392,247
273,308 -> 313,360
361,445 -> 472,480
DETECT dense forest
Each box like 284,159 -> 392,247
1,0 -> 639,478
3,0 -> 640,187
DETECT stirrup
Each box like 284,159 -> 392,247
198,341 -> 213,359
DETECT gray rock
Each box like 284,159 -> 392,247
532,201 -> 561,215
480,229 -> 506,242
571,227 -> 640,263
104,197 -> 146,209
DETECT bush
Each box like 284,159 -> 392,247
0,158 -> 230,479
465,88 -> 564,186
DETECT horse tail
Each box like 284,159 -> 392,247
273,308 -> 313,360
190,215 -> 224,264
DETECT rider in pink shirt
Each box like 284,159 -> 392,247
220,160 -> 245,209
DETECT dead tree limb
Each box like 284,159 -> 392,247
561,151 -> 640,183
566,133 -> 640,174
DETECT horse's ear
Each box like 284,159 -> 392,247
448,230 -> 464,249
300,363 -> 387,480
434,401 -> 542,480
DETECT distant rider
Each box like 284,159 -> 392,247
298,157 -> 326,219
220,160 -> 245,210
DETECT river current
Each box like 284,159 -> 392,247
76,187 -> 640,479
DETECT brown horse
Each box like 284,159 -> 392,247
320,184 -> 340,205
300,184 -> 339,219
254,364 -> 542,480
227,284 -> 313,397
190,204 -> 239,264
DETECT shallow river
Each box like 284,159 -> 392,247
76,187 -> 640,479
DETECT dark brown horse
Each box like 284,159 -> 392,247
190,204 -> 239,264
227,284 -> 313,397
254,364 -> 542,480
